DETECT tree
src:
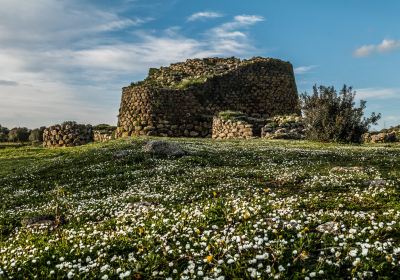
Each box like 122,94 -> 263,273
29,127 -> 46,142
0,125 -> 9,142
300,85 -> 381,143
8,127 -> 31,142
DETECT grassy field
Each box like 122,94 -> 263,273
1,138 -> 400,279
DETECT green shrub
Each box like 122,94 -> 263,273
61,121 -> 78,127
8,127 -> 30,142
218,110 -> 247,121
0,125 -> 9,142
300,85 -> 381,143
175,76 -> 208,89
148,68 -> 159,77
29,127 -> 46,143
93,124 -> 116,134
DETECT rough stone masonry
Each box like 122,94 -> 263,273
116,57 -> 300,138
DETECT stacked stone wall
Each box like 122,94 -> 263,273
43,123 -> 93,148
212,117 -> 255,139
93,131 -> 114,142
117,57 -> 300,138
362,132 -> 398,143
261,115 -> 306,140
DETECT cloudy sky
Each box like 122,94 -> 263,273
1,0 -> 399,129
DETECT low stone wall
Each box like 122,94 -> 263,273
212,117 -> 255,139
93,130 -> 114,142
362,132 -> 397,143
261,115 -> 305,139
43,122 -> 93,148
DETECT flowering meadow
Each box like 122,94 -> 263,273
1,138 -> 400,279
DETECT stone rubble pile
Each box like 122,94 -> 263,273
43,122 -> 93,148
362,131 -> 398,143
93,131 -> 114,142
261,115 -> 306,140
212,117 -> 255,140
93,126 -> 116,142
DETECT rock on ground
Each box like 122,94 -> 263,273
143,140 -> 187,157
330,166 -> 365,173
113,150 -> 130,159
316,221 -> 339,234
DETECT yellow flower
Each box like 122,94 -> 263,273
206,255 -> 213,263
243,211 -> 251,220
138,227 -> 145,235
263,188 -> 270,193
300,251 -> 309,260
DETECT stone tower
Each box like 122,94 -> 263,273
116,57 -> 299,138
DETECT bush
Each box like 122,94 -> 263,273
93,124 -> 116,132
8,127 -> 31,142
218,111 -> 247,121
29,127 -> 46,142
175,76 -> 208,89
62,121 -> 78,127
300,85 -> 381,143
0,125 -> 9,142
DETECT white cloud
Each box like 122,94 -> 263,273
355,88 -> 400,99
377,39 -> 400,52
0,1 -> 264,128
354,39 -> 400,57
233,15 -> 265,25
353,45 -> 376,57
187,11 -> 223,21
204,14 -> 264,55
0,0 -> 149,49
294,65 -> 318,74
215,14 -> 265,33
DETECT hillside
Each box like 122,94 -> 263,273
1,138 -> 400,279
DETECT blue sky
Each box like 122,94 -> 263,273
1,0 -> 399,129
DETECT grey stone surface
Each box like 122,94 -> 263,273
117,57 -> 299,138
143,140 -> 186,157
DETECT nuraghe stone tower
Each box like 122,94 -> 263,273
116,57 -> 299,138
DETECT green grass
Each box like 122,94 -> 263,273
1,138 -> 400,279
174,77 -> 208,89
217,110 -> 247,121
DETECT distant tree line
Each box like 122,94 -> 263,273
0,125 -> 46,143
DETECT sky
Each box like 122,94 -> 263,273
0,0 -> 399,129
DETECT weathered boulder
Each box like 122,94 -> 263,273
364,179 -> 388,187
316,222 -> 339,234
113,150 -> 130,159
143,140 -> 186,157
21,214 -> 65,227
